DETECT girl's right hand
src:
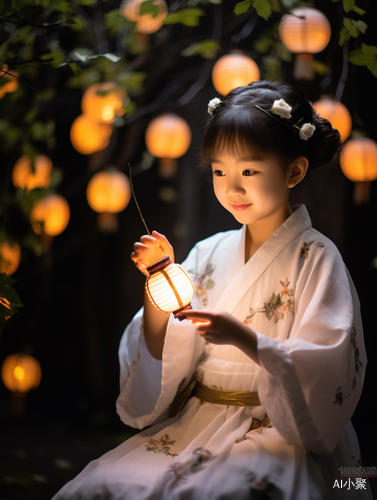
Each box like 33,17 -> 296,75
131,230 -> 175,277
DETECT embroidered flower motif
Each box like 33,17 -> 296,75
243,278 -> 294,325
190,263 -> 215,307
208,97 -> 221,115
299,123 -> 316,141
350,327 -> 363,374
270,99 -> 292,119
333,387 -> 350,406
145,434 -> 177,456
168,448 -> 213,480
300,241 -> 325,260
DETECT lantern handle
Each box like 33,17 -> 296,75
127,163 -> 151,237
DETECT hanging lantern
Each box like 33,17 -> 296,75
70,114 -> 113,155
340,137 -> 377,204
0,65 -> 18,99
86,169 -> 131,232
313,98 -> 352,143
145,256 -> 195,316
145,114 -> 192,178
120,0 -> 168,34
211,53 -> 260,97
30,194 -> 70,237
0,241 -> 21,276
1,354 -> 42,394
81,82 -> 125,124
279,7 -> 331,80
12,154 -> 52,191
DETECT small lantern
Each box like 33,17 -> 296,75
1,354 -> 42,394
12,154 -> 53,191
340,137 -> 377,204
279,7 -> 331,80
86,169 -> 131,232
313,98 -> 352,143
70,114 -> 113,155
81,82 -> 125,124
120,0 -> 168,34
145,114 -> 192,178
211,53 -> 260,97
146,256 -> 195,316
0,65 -> 18,99
0,242 -> 21,276
30,194 -> 70,237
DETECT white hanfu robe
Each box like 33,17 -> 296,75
53,205 -> 371,500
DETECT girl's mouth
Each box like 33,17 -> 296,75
230,204 -> 252,211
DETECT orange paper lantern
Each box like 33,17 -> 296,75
0,65 -> 18,99
30,194 -> 70,237
145,114 -> 191,160
81,82 -> 125,124
86,169 -> 131,213
1,354 -> 42,394
120,0 -> 168,34
70,114 -> 113,155
12,155 -> 52,191
313,98 -> 352,143
212,53 -> 260,96
0,242 -> 21,276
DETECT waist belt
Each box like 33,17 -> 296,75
168,378 -> 261,418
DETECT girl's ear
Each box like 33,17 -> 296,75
287,156 -> 309,188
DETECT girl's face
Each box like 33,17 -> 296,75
211,152 -> 292,228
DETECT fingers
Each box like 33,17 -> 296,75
176,310 -> 216,322
152,230 -> 174,261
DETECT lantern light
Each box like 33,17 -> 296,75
340,137 -> 377,204
119,0 -> 168,34
1,354 -> 42,394
81,82 -> 125,124
30,194 -> 70,237
313,98 -> 352,143
70,114 -> 113,155
0,242 -> 21,276
145,256 -> 195,316
279,7 -> 331,80
211,53 -> 260,97
12,154 -> 53,191
0,65 -> 19,99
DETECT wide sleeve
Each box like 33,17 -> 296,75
255,243 -> 367,455
116,244 -> 206,429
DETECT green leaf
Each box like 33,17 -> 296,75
353,6 -> 366,15
343,0 -> 355,13
348,44 -> 377,78
355,20 -> 367,34
360,43 -> 377,56
233,0 -> 252,15
30,121 -> 47,141
102,53 -> 122,62
104,9 -> 129,33
140,0 -> 160,18
208,0 -> 222,4
252,0 -> 271,20
69,62 -> 82,75
164,8 -> 205,27
116,71 -> 147,91
181,39 -> 221,59
0,273 -> 23,332
312,59 -> 328,76
78,0 -> 97,5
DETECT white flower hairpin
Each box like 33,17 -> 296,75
255,98 -> 316,141
208,97 -> 222,115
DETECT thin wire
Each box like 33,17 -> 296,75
126,163 -> 151,236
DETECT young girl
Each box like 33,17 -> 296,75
54,80 -> 371,499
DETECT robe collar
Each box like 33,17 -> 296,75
216,205 -> 312,314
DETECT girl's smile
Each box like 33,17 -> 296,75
230,203 -> 253,211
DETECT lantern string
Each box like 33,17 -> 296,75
127,163 -> 151,236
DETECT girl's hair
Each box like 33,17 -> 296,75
201,80 -> 342,172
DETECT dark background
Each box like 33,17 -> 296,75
1,1 -> 377,498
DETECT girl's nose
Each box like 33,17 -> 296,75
226,179 -> 246,196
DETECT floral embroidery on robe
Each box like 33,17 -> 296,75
244,278 -> 294,325
145,435 -> 177,456
189,263 -> 215,307
167,448 -> 214,481
300,241 -> 326,260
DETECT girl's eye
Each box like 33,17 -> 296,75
213,170 -> 225,177
242,170 -> 255,176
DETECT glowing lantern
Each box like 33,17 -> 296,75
145,114 -> 192,178
279,7 -> 331,80
0,65 -> 18,99
81,82 -> 125,124
30,194 -> 70,237
313,98 -> 352,143
340,137 -> 377,204
70,114 -> 113,155
12,154 -> 52,191
1,354 -> 42,393
145,256 -> 195,315
211,53 -> 260,96
120,0 -> 168,34
0,242 -> 21,276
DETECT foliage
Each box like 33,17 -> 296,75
0,273 -> 22,334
